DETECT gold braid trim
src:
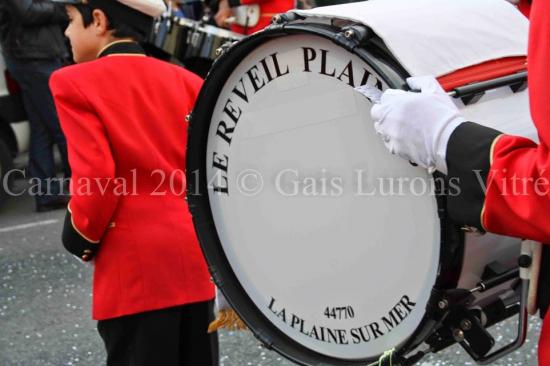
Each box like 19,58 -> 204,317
480,134 -> 504,231
208,309 -> 248,333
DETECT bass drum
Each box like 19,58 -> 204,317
186,21 -> 534,365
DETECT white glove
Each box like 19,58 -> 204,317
362,76 -> 466,174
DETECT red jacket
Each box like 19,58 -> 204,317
229,0 -> 294,35
50,41 -> 214,320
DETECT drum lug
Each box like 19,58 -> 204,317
461,92 -> 485,106
510,79 -> 528,93
338,25 -> 372,46
452,328 -> 465,342
215,41 -> 240,59
437,299 -> 449,310
448,308 -> 496,358
430,288 -> 473,317
271,12 -> 305,25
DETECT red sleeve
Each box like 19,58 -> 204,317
446,0 -> 550,243
50,70 -> 121,243
482,0 -> 550,242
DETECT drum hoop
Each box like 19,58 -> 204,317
186,23 -> 463,365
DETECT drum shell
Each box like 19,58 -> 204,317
188,24 -> 429,365
186,23 -> 528,365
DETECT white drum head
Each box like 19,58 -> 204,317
201,34 -> 441,361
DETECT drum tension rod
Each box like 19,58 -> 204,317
470,268 -> 520,294
341,25 -> 371,45
447,71 -> 527,105
271,12 -> 305,25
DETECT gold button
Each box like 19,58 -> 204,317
82,249 -> 93,261
461,226 -> 477,233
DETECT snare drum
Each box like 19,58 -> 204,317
185,24 -> 243,60
186,1 -> 533,365
153,16 -> 198,62
184,24 -> 244,77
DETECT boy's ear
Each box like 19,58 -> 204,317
91,9 -> 110,35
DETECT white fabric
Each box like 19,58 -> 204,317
118,0 -> 166,17
293,0 -> 528,77
528,241 -> 543,316
215,287 -> 231,311
233,5 -> 261,27
363,76 -> 466,174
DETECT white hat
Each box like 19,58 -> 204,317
52,0 -> 166,18
118,0 -> 166,17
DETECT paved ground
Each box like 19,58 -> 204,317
0,177 -> 541,366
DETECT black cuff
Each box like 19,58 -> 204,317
228,0 -> 242,7
62,210 -> 99,261
446,122 -> 502,230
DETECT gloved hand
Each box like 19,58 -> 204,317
361,76 -> 466,174
208,287 -> 247,333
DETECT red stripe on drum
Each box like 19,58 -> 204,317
438,56 -> 527,92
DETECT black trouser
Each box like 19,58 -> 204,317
97,301 -> 219,366
3,55 -> 70,205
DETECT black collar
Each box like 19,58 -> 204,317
98,41 -> 146,58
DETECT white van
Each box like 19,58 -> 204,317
0,52 -> 30,205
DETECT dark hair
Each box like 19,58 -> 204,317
74,4 -> 146,42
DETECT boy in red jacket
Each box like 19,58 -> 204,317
50,0 -> 217,364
